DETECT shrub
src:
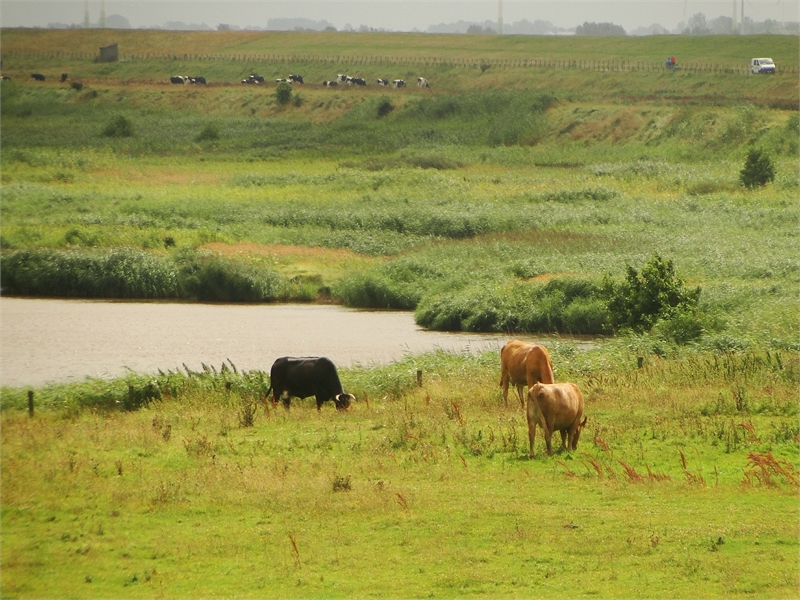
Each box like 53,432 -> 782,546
275,83 -> 292,106
103,115 -> 133,137
604,254 -> 701,333
739,148 -> 775,189
70,81 -> 84,91
377,99 -> 394,118
195,124 -> 220,142
177,255 -> 287,302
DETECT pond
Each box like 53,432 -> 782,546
1,298 -> 512,388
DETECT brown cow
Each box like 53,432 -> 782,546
499,340 -> 554,408
526,382 -> 587,458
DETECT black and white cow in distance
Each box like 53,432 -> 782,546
267,356 -> 355,411
336,74 -> 349,84
170,75 -> 190,84
288,74 -> 304,84
392,79 -> 406,88
31,73 -> 45,81
348,77 -> 366,86
377,78 -> 390,86
417,77 -> 430,88
242,74 -> 265,84
190,76 -> 207,84
323,80 -> 338,87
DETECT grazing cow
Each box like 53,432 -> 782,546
323,80 -> 338,87
170,75 -> 187,84
417,77 -> 430,88
527,382 -> 587,458
376,78 -> 389,86
288,74 -> 304,84
60,72 -> 68,83
267,356 -> 355,411
337,74 -> 349,84
1,76 -> 11,81
242,74 -> 264,84
31,73 -> 45,81
499,340 -> 554,408
348,77 -> 366,86
191,76 -> 207,84
391,79 -> 406,88
275,78 -> 289,83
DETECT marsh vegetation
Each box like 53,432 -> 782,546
1,29 -> 798,598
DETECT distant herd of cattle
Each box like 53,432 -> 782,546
24,71 -> 430,89
268,339 -> 585,460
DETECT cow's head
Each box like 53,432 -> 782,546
571,416 -> 588,450
334,393 -> 355,411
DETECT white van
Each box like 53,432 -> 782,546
750,58 -> 776,74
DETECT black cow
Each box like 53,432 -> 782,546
267,356 -> 354,411
31,73 -> 45,81
170,75 -> 187,84
288,74 -> 304,84
60,73 -> 68,83
348,77 -> 366,86
191,76 -> 207,84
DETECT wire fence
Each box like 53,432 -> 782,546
4,50 -> 798,76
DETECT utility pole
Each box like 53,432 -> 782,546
83,0 -> 90,28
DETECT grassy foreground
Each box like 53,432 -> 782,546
2,346 -> 798,598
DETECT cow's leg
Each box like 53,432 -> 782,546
527,420 -> 537,459
558,430 -> 568,453
543,421 -> 554,455
516,384 -> 525,409
315,395 -> 325,411
500,373 -> 510,407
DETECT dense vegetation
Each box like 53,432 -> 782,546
1,29 -> 798,599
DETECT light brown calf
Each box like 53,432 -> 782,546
526,382 -> 587,458
499,340 -> 554,408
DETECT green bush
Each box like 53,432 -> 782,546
103,115 -> 133,137
177,255 -> 287,302
275,83 -> 292,106
739,148 -> 775,189
414,278 -> 611,334
604,254 -> 701,333
196,124 -> 220,142
377,99 -> 394,118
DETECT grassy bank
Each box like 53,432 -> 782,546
2,346 -> 798,598
1,31 -> 798,342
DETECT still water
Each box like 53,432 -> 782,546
1,298 -> 508,388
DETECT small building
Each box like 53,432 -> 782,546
99,43 -> 118,63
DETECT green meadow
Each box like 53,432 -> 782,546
1,29 -> 798,598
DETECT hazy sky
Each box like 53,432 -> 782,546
2,1 -> 797,32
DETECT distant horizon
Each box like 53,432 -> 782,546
3,1 -> 798,36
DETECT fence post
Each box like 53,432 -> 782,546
28,390 -> 34,417
416,370 -> 423,387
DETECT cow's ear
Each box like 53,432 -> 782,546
580,416 -> 588,427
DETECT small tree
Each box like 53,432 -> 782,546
103,115 -> 133,137
604,254 -> 701,333
275,82 -> 292,106
739,148 -> 775,189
